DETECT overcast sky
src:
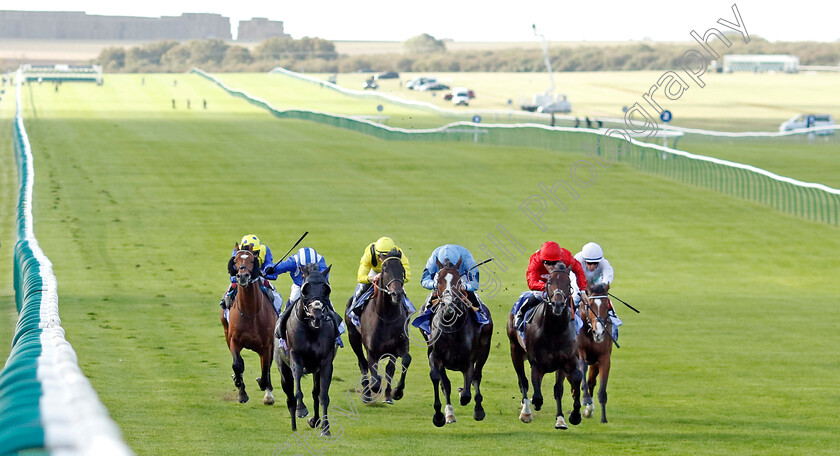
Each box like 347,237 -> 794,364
8,0 -> 839,42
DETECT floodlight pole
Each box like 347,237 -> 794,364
533,24 -> 555,98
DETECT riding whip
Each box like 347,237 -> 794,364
608,293 -> 640,313
277,231 -> 309,263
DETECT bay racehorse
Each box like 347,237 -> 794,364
222,245 -> 275,405
275,263 -> 338,435
426,259 -> 492,427
346,249 -> 412,404
506,264 -> 582,429
576,283 -> 614,423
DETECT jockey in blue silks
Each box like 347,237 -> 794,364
273,247 -> 344,348
220,234 -> 283,319
412,244 -> 491,335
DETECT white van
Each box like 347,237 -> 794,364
451,87 -> 471,106
779,114 -> 835,135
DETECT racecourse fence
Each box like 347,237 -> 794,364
194,67 -> 840,226
0,70 -> 133,455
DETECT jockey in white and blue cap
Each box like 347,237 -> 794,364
573,242 -> 622,340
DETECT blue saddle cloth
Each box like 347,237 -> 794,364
412,302 -> 491,335
348,287 -> 416,328
511,291 -> 582,343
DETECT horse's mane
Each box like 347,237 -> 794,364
300,262 -> 320,277
441,259 -> 457,271
385,248 -> 401,258
589,283 -> 607,295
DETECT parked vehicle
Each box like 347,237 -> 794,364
363,78 -> 378,90
406,76 -> 437,90
419,83 -> 450,91
779,114 -> 835,135
374,72 -> 399,80
450,87 -> 472,106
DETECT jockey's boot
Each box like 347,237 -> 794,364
351,283 -> 373,317
278,300 -> 296,341
219,284 -> 236,309
514,295 -> 541,329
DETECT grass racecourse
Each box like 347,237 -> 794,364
2,73 -> 840,455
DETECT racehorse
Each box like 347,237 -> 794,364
346,249 -> 412,404
426,259 -> 492,427
222,246 -> 275,405
506,264 -> 583,429
274,263 -> 338,435
576,283 -> 614,423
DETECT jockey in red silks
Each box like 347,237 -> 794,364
513,241 -> 589,329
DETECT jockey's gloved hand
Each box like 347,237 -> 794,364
264,265 -> 275,275
371,273 -> 381,284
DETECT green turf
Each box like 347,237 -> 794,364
0,81 -> 18,365
6,74 -> 840,455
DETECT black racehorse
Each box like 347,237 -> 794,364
426,259 -> 493,427
275,263 -> 338,435
506,264 -> 583,429
346,249 -> 412,404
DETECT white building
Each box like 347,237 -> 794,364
722,55 -> 799,73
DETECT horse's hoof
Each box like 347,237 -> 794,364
569,410 -> 582,426
531,398 -> 542,411
460,394 -> 471,406
263,391 -> 275,405
238,393 -> 249,404
382,397 -> 394,405
433,412 -> 446,428
601,417 -> 608,424
307,417 -> 318,428
583,404 -> 594,418
392,389 -> 404,401
555,416 -> 568,430
296,406 -> 309,418
445,405 -> 456,424
320,427 -> 331,437
473,408 -> 486,421
519,413 -> 532,423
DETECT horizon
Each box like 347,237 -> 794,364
4,1 -> 840,43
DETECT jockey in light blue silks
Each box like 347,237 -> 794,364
273,247 -> 344,348
574,242 -> 622,341
220,234 -> 284,321
412,244 -> 491,335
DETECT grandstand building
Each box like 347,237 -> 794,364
0,10 -> 231,40
722,54 -> 799,73
237,18 -> 290,41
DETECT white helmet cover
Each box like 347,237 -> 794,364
581,242 -> 604,263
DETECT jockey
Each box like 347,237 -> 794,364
574,242 -> 622,340
413,244 -> 490,335
219,234 -> 284,317
513,241 -> 589,329
273,247 -> 344,346
349,236 -> 412,317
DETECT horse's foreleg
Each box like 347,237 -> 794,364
472,363 -> 485,421
308,370 -> 321,429
280,362 -> 297,431
292,358 -> 309,418
460,364 -> 474,406
598,356 -> 611,423
392,352 -> 411,401
367,355 -> 384,402
530,367 -> 545,412
554,371 -> 567,429
429,355 -> 445,427
580,358 -> 595,418
440,368 -> 455,424
317,360 -> 334,436
258,347 -> 275,405
510,343 -> 531,423
567,360 -> 583,426
230,344 -> 248,404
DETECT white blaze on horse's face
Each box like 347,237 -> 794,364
441,272 -> 455,304
592,299 -> 605,343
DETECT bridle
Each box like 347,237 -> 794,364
233,250 -> 264,319
581,294 -> 618,347
432,266 -> 469,334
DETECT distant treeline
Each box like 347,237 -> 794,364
96,36 -> 840,73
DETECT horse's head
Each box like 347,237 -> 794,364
299,264 -> 332,330
544,263 -> 572,317
584,283 -> 611,343
229,244 -> 261,287
379,249 -> 405,305
435,258 -> 466,321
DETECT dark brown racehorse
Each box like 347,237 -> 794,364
275,263 -> 337,435
346,249 -> 412,404
222,245 -> 275,404
427,259 -> 492,427
577,283 -> 614,423
506,264 -> 582,429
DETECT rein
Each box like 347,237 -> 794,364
233,276 -> 265,319
580,298 -> 620,348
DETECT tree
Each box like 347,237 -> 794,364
97,47 -> 125,71
404,33 -> 446,55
